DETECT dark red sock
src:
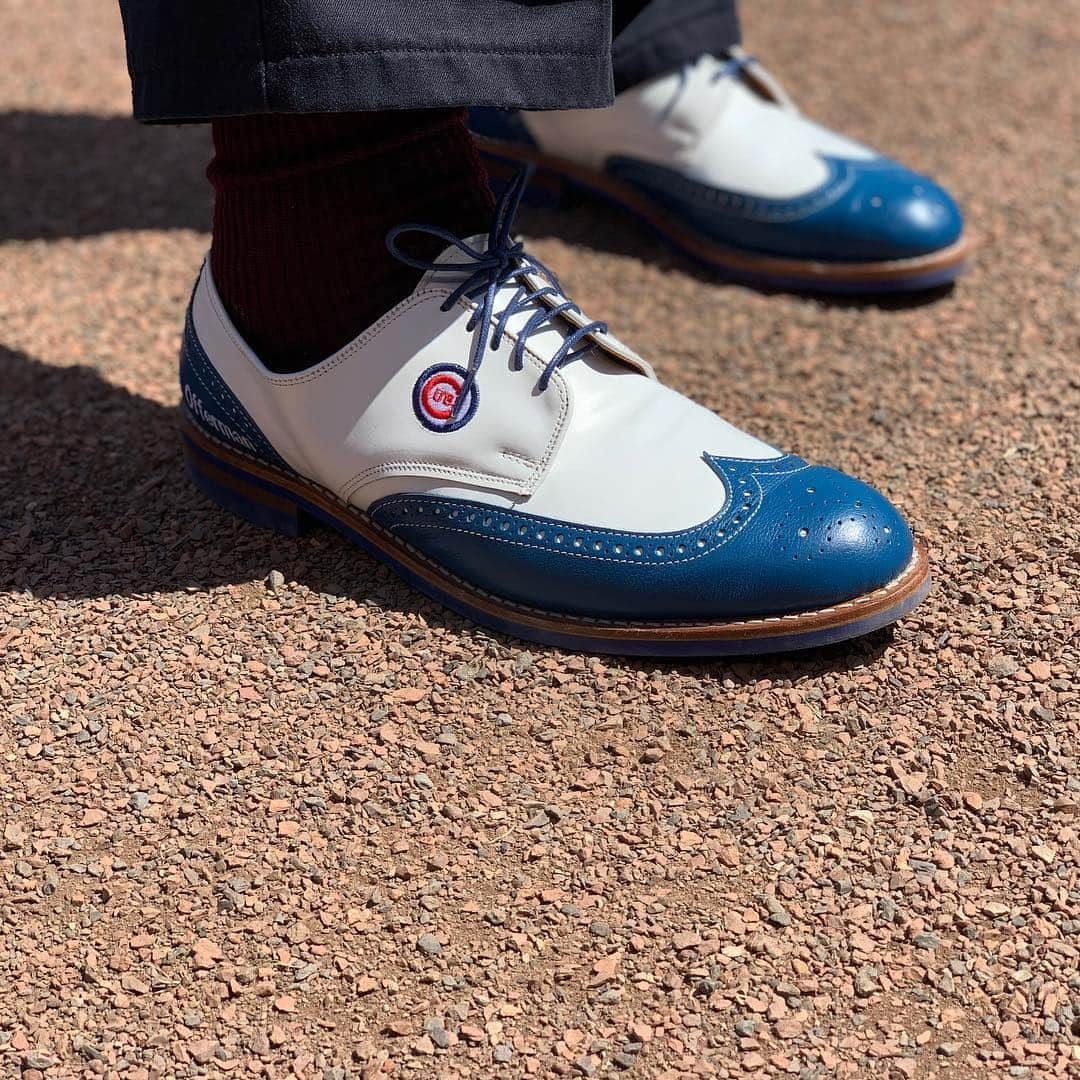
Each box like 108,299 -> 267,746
207,109 -> 494,373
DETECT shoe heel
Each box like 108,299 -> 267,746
483,150 -> 570,208
183,437 -> 312,539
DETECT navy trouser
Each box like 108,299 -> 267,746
118,0 -> 740,122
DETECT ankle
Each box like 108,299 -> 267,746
208,109 -> 493,373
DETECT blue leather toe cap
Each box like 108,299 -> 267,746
369,455 -> 916,622
736,464 -> 915,611
813,158 -> 964,261
606,154 -> 964,263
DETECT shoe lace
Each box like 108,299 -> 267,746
386,166 -> 607,420
709,50 -> 758,83
707,46 -> 795,110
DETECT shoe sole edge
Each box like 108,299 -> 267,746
181,417 -> 932,657
475,136 -> 973,294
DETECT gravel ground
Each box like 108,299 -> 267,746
1,2 -> 1078,1079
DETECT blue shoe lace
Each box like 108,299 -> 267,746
710,52 -> 757,83
658,51 -> 760,123
386,167 -> 607,420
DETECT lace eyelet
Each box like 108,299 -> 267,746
388,170 -> 607,405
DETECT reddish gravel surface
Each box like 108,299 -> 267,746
1,2 -> 1078,1079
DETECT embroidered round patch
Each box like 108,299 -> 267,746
413,364 -> 478,433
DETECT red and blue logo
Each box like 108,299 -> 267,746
413,363 -> 478,432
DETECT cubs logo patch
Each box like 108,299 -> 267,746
412,363 -> 478,432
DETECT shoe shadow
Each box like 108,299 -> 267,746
1,344 -> 901,679
0,109 -> 949,312
514,196 -> 955,312
0,345 -> 421,620
0,111 -> 212,240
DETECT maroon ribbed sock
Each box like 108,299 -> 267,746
207,109 -> 494,373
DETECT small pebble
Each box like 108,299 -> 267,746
417,932 -> 442,957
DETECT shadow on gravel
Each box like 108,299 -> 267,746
0,343 -> 899,679
0,111 -> 211,240
0,344 -> 393,611
1,110 -> 951,312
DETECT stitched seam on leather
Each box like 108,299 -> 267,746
208,283 -> 566,455
374,474 -> 764,564
340,462 -> 527,502
203,268 -> 455,389
378,492 -> 753,545
333,294 -> 569,498
613,159 -> 858,224
441,543 -> 921,626
203,267 -> 283,378
209,280 -> 560,392
397,537 -> 923,625
266,45 -> 605,64
205,291 -> 436,387
201,280 -> 563,496
708,454 -> 800,466
345,460 -> 520,484
373,454 -> 810,556
185,421 -> 921,630
381,490 -> 771,564
182,335 -> 277,460
499,449 -> 537,467
384,524 -> 734,566
131,45 -> 604,77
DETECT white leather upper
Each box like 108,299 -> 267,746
190,249 -> 781,534
193,259 -> 569,500
521,53 -> 877,200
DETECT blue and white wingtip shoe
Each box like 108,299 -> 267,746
469,50 -> 971,294
179,171 -> 930,657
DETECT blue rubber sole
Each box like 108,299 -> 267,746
478,142 -> 971,296
182,422 -> 931,658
